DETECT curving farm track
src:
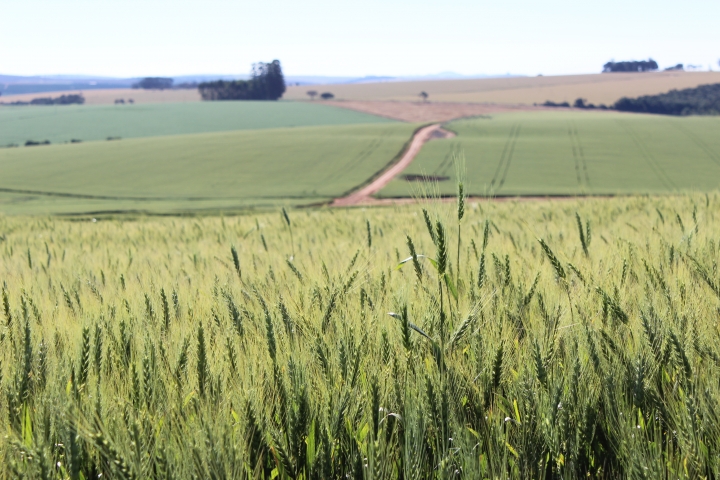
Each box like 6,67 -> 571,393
332,124 -> 454,206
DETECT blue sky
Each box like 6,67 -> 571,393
2,0 -> 718,77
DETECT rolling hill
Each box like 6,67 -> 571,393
379,111 -> 720,197
0,101 -> 394,146
285,71 -> 720,106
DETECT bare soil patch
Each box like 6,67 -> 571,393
402,174 -> 450,182
325,100 -> 554,123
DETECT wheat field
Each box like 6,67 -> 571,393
285,71 -> 720,106
1,191 -> 720,478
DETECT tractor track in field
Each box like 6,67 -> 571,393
569,126 -> 582,186
433,143 -> 463,177
489,124 -> 521,191
332,124 -> 455,207
616,119 -> 676,190
568,122 -> 591,190
670,121 -> 720,168
497,125 -> 520,189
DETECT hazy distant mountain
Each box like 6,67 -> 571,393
171,75 -> 248,84
346,76 -> 397,84
0,72 -> 520,96
284,76 -> 357,85
285,73 -> 520,86
402,72 -> 499,80
0,74 -> 135,95
0,74 -> 135,85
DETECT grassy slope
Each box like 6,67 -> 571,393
0,122 -> 417,214
0,101 -> 394,146
379,111 -> 720,197
284,71 -> 720,105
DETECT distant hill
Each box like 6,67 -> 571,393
283,71 -> 720,106
1,83 -> 131,96
285,73 -> 519,86
1,72 -> 514,95
0,74 -> 135,95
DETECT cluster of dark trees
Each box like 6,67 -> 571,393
614,83 -> 720,115
664,64 -> 684,71
603,59 -> 659,72
541,99 -> 609,109
33,94 -> 84,105
541,100 -> 571,107
572,98 -> 609,109
132,77 -> 174,89
5,138 -> 84,148
1,94 -> 85,106
540,83 -> 720,115
130,78 -> 199,90
199,60 -> 286,101
306,90 -> 334,100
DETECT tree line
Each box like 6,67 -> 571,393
540,83 -> 720,115
603,59 -> 659,72
542,99 -> 610,109
199,60 -> 286,101
132,78 -> 174,90
0,94 -> 85,106
305,90 -> 334,100
614,83 -> 720,115
132,78 -> 198,90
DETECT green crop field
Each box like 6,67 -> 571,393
379,111 -> 720,198
0,122 -> 417,214
2,193 -> 720,478
0,101 -> 394,147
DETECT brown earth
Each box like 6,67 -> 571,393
287,71 -> 720,106
325,100 -> 559,123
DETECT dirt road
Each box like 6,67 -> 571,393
332,124 -> 454,206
